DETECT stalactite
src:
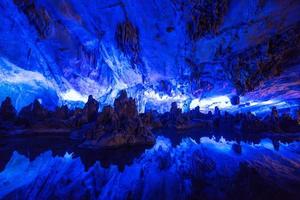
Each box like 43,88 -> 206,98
186,0 -> 229,40
115,20 -> 140,65
13,0 -> 52,39
225,22 -> 300,94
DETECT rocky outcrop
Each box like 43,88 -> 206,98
18,99 -> 49,125
153,102 -> 300,134
237,112 -> 266,133
230,95 -> 240,105
81,90 -> 155,149
0,92 -> 155,149
83,95 -> 99,122
140,111 -> 163,129
0,97 -> 16,121
279,112 -> 300,133
159,102 -> 188,129
17,99 -> 74,130
51,105 -> 70,120
156,102 -> 213,130
68,95 -> 99,128
1,93 -> 299,146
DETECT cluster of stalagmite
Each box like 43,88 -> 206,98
1,91 -> 300,149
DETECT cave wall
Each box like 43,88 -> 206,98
0,0 -> 299,112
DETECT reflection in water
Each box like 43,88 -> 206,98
0,133 -> 148,171
0,130 -> 299,171
154,128 -> 300,146
0,134 -> 300,199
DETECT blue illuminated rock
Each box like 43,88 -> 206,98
0,0 -> 299,113
1,137 -> 299,199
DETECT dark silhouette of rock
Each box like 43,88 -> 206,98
19,99 -> 49,123
114,90 -> 138,119
1,93 -> 299,149
188,106 -> 209,120
162,102 -> 192,129
158,102 -> 214,130
279,113 -> 300,133
0,97 -> 16,121
69,108 -> 85,128
170,102 -> 181,116
68,96 -> 99,128
52,105 -> 70,120
239,112 -> 266,133
268,106 -> 281,132
96,105 -> 119,134
213,106 -> 221,128
140,110 -> 163,129
207,111 -> 213,119
17,99 -> 72,130
81,90 -> 155,149
230,95 -> 240,105
83,95 -> 99,122
140,112 -> 153,127
190,106 -> 201,118
214,106 -> 221,117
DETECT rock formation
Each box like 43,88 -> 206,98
230,95 -> 240,105
0,97 -> 16,121
83,95 -> 99,122
0,0 -> 299,112
158,102 -> 191,130
81,90 -> 155,149
0,93 -> 299,146
51,105 -> 70,120
18,99 -> 49,126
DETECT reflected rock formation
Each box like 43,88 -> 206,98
0,137 -> 299,200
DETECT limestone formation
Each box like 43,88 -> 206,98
0,97 -> 16,121
83,95 -> 99,122
81,90 -> 155,149
19,99 -> 49,123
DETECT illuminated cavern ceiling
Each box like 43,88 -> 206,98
0,0 -> 299,113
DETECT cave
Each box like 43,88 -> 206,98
0,0 -> 299,199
